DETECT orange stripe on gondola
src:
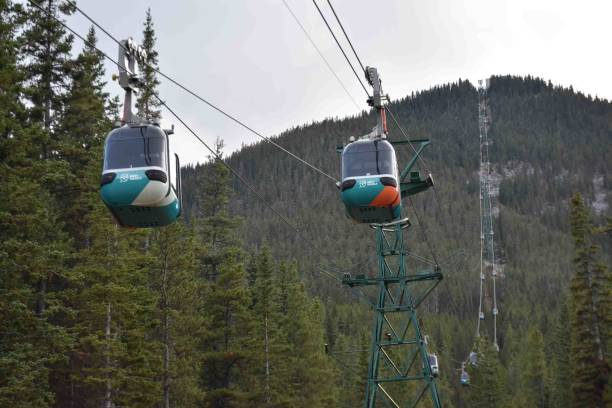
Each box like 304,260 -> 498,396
369,186 -> 400,207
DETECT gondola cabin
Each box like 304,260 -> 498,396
100,124 -> 181,228
461,370 -> 470,386
428,353 -> 439,377
469,351 -> 478,366
339,138 -> 400,223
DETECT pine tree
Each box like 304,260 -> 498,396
200,250 -> 254,407
20,0 -> 75,135
0,154 -> 73,407
0,134 -> 73,407
550,300 -> 571,408
568,193 -> 610,407
197,138 -> 241,280
249,247 -> 278,405
522,326 -> 548,407
136,7 -> 161,122
275,262 -> 338,407
148,222 -> 207,407
65,203 -> 161,408
0,0 -> 25,145
197,139 -> 254,407
0,4 -> 75,405
464,336 -> 506,408
17,0 -> 80,328
58,26 -> 110,245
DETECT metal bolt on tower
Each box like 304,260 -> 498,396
342,67 -> 443,408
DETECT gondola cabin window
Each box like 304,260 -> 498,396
104,126 -> 167,170
342,139 -> 396,178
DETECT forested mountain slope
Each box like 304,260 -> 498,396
2,0 -> 609,404
184,75 -> 611,406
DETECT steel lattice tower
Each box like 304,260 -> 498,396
476,79 -> 499,350
343,138 -> 442,407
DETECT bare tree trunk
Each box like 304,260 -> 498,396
586,264 -> 604,360
35,279 -> 47,316
162,230 -> 171,408
105,302 -> 112,408
104,227 -> 117,408
264,313 -> 270,405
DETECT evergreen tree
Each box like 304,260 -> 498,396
65,203 -> 160,408
568,193 -> 610,407
197,138 -> 240,280
464,336 -> 506,408
249,246 -> 281,406
148,223 -> 207,407
550,300 -> 571,408
197,139 -> 253,407
58,26 -> 109,245
20,0 -> 74,135
17,0 -> 79,327
0,5 -> 75,406
200,250 -> 254,408
522,326 -> 548,407
136,7 -> 161,122
275,262 -> 338,407
0,154 -> 73,407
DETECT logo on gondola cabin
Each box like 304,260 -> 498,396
119,173 -> 143,183
358,180 -> 378,188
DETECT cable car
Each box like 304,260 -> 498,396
100,124 -> 181,228
339,138 -> 400,223
460,370 -> 470,386
428,353 -> 439,377
469,351 -> 478,366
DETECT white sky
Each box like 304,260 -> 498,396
67,0 -> 612,165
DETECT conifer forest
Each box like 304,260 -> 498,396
0,1 -> 610,407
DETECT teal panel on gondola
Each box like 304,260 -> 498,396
108,198 -> 180,228
100,170 -> 150,206
340,178 -> 384,207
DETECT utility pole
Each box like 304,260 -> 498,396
342,67 -> 442,408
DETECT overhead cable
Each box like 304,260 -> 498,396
63,0 -> 339,184
280,0 -> 361,111
310,0 -> 370,97
28,0 -> 346,286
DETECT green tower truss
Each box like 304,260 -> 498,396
343,139 -> 443,408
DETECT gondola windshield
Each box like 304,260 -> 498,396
342,140 -> 395,178
103,126 -> 166,171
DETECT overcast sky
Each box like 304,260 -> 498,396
66,0 -> 612,165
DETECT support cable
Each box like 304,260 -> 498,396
54,1 -> 385,310
310,0 -> 455,260
325,0 -> 366,74
310,0 -> 370,97
153,93 -> 342,282
311,0 -> 446,270
327,352 -> 364,378
312,0 -> 438,188
27,0 -> 352,288
280,0 -> 361,111
476,163 -> 484,337
63,0 -> 339,184
317,0 -> 454,265
481,88 -> 499,349
406,197 -> 439,266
